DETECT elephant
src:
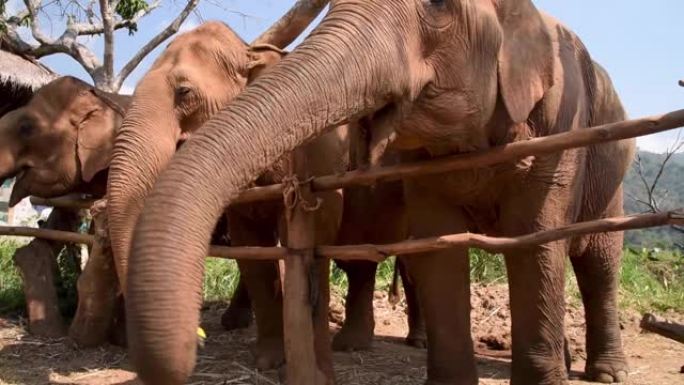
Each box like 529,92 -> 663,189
0,76 -> 126,203
126,1 -> 637,384
0,75 -> 252,338
107,14 -> 425,370
0,76 -> 128,344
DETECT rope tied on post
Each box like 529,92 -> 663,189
282,176 -> 323,216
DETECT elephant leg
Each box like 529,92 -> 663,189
401,191 -> 477,385
398,258 -> 426,349
221,275 -> 253,331
332,260 -> 377,351
570,231 -> 627,383
237,259 -> 283,370
504,242 -> 568,385
228,210 -> 283,370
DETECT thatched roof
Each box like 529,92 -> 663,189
0,47 -> 58,117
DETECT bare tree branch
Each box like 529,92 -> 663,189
98,0 -> 115,87
70,0 -> 161,36
2,0 -> 187,91
113,0 -> 199,90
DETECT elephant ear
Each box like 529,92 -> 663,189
496,0 -> 555,124
247,44 -> 287,83
75,88 -> 127,182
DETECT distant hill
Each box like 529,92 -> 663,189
623,151 -> 684,249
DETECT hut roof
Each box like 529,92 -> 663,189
0,45 -> 58,117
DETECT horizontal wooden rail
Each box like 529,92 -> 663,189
0,226 -> 94,245
31,196 -> 95,210
2,210 -> 682,260
28,109 -> 684,209
314,210 -> 684,261
208,209 -> 683,261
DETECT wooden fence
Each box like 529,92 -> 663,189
3,109 -> 684,383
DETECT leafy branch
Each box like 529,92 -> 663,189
0,0 -> 200,92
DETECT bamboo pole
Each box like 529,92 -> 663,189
3,210 -> 682,260
0,226 -> 94,245
315,210 -> 684,261
30,196 -> 95,210
207,209 -> 684,261
29,109 -> 684,209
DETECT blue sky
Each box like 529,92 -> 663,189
9,1 -> 683,152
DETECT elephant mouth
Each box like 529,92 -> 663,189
0,167 -> 23,189
1,167 -> 30,207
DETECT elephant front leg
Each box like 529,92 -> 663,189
570,231 -> 627,383
504,241 -> 569,385
332,260 -> 377,351
229,210 -> 283,370
398,259 -> 426,348
237,259 -> 284,370
401,249 -> 477,385
221,277 -> 253,331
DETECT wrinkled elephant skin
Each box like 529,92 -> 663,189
130,1 -> 634,385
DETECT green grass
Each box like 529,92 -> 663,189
1,240 -> 682,315
0,240 -> 25,314
203,258 -> 242,302
618,247 -> 684,312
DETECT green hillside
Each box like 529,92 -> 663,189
623,151 -> 683,248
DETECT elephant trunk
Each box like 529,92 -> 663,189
107,95 -> 180,292
128,6 -> 422,384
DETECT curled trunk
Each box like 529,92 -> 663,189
128,8 -> 415,384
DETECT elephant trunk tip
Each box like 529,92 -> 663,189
130,340 -> 196,385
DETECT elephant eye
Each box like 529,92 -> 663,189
175,86 -> 193,99
421,0 -> 452,29
17,120 -> 35,138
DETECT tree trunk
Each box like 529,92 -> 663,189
13,208 -> 80,338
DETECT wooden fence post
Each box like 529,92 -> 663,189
68,199 -> 119,347
283,147 -> 332,385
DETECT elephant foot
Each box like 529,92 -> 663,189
585,355 -> 628,383
251,338 -> 285,370
68,316 -> 111,348
221,306 -> 253,331
511,359 -> 568,385
332,324 -> 373,351
405,328 -> 427,349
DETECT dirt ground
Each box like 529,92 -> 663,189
1,284 -> 682,385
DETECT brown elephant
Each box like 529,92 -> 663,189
0,76 -> 127,344
0,76 -> 125,203
107,16 -> 424,369
127,1 -> 637,384
0,75 -> 251,339
106,18 -> 342,371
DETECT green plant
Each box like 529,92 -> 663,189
203,258 -> 241,302
619,247 -> 684,312
0,240 -> 25,314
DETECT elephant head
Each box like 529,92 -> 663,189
128,0 -> 556,383
0,76 -> 129,205
107,1 -> 329,293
